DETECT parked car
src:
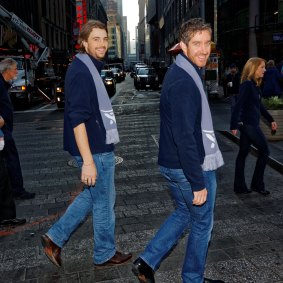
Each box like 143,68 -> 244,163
55,70 -> 116,109
134,67 -> 159,90
101,69 -> 116,97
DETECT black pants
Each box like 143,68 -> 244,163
234,124 -> 270,191
0,151 -> 16,221
2,138 -> 24,194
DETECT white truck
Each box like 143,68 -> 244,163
0,4 -> 56,105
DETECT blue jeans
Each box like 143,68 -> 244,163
140,166 -> 216,283
234,124 -> 270,191
47,151 -> 116,264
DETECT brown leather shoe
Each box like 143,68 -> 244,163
41,234 -> 62,267
95,251 -> 132,267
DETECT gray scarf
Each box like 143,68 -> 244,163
175,54 -> 224,171
76,53 -> 119,144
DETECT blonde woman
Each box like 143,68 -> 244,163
230,57 -> 277,195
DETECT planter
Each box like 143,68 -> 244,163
260,109 -> 283,141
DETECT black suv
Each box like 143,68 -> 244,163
134,67 -> 159,90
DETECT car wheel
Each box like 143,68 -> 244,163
57,102 -> 64,109
27,92 -> 32,104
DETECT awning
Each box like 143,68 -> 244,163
168,43 -> 181,54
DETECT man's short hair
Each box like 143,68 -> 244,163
179,18 -> 212,45
0,58 -> 17,74
266,60 -> 275,68
78,20 -> 108,53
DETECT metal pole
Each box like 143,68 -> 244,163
214,0 -> 217,44
200,0 -> 205,19
249,0 -> 259,57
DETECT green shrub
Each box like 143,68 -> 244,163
262,97 -> 283,110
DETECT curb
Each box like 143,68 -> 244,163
219,130 -> 283,175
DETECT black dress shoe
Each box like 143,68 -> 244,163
13,190 -> 35,200
204,278 -> 225,283
252,188 -> 270,196
132,258 -> 155,283
95,251 -> 132,267
0,218 -> 26,226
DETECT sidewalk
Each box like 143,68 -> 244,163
0,95 -> 282,282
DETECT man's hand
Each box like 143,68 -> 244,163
0,117 -> 4,128
81,162 -> 97,187
271,121 -> 278,131
193,188 -> 207,206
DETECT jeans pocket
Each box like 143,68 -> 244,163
160,166 -> 190,189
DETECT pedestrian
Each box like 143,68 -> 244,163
262,59 -> 283,98
0,58 -> 35,200
41,20 -> 132,268
132,18 -> 224,283
225,63 -> 241,112
230,57 -> 278,195
0,123 -> 26,227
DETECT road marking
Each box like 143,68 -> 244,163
14,105 -> 57,113
113,101 -> 159,107
151,134 -> 159,147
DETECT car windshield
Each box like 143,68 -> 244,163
111,68 -> 120,73
14,58 -> 24,70
101,70 -> 113,77
137,68 -> 156,75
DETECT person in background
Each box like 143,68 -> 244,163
262,59 -> 283,98
230,57 -> 278,195
0,119 -> 26,226
0,58 -> 35,200
225,63 -> 241,112
41,20 -> 132,268
132,18 -> 224,283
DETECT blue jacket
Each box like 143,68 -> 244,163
230,80 -> 274,130
158,53 -> 205,191
0,74 -> 13,141
262,67 -> 283,97
63,54 -> 114,156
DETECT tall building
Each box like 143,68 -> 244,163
100,0 -> 125,60
107,10 -> 122,58
143,0 -> 283,71
0,0 -> 75,52
137,0 -> 146,61
86,0 -> 107,23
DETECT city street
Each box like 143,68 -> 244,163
0,75 -> 282,283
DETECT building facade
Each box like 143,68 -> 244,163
218,0 -> 283,69
142,0 -> 283,71
101,0 -> 126,60
0,0 -> 76,53
143,0 -> 215,65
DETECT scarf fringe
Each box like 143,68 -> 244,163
106,129 -> 120,144
202,150 -> 224,171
